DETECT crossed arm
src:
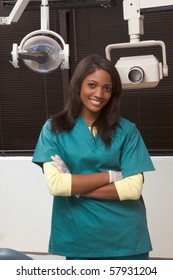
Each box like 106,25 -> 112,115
43,160 -> 143,201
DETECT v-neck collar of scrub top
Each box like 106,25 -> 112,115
78,115 -> 104,152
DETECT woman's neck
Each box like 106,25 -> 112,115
80,111 -> 99,127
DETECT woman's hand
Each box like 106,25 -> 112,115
51,155 -> 70,173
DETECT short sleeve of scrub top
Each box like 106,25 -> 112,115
32,120 -> 62,167
117,118 -> 155,178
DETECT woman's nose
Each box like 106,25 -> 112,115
94,87 -> 104,98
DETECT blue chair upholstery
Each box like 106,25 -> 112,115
0,248 -> 32,260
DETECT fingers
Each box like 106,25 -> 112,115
108,170 -> 122,183
51,155 -> 70,174
51,155 -> 62,163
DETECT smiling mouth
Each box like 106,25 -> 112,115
89,99 -> 103,106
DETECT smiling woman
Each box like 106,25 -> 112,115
48,54 -> 122,148
80,69 -> 112,125
32,54 -> 155,260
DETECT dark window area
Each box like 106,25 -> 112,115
68,6 -> 173,155
0,8 -> 64,155
0,2 -> 173,156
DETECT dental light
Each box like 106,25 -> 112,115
1,0 -> 69,73
105,0 -> 169,89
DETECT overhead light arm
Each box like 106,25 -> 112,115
0,0 -> 30,25
123,0 -> 173,43
41,0 -> 49,30
139,0 -> 173,10
123,0 -> 144,43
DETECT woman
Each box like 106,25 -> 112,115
32,54 -> 155,260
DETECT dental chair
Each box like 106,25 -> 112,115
0,248 -> 32,260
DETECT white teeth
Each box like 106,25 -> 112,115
90,99 -> 102,105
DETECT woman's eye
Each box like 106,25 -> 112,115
104,86 -> 112,93
88,83 -> 96,89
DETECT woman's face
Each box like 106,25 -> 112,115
80,69 -> 112,122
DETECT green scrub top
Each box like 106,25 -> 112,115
32,116 -> 155,258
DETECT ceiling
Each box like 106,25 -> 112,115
2,0 -> 118,10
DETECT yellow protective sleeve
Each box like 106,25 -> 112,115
43,162 -> 72,196
114,173 -> 143,201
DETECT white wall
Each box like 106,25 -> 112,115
0,157 -> 52,253
0,156 -> 173,258
142,157 -> 173,259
